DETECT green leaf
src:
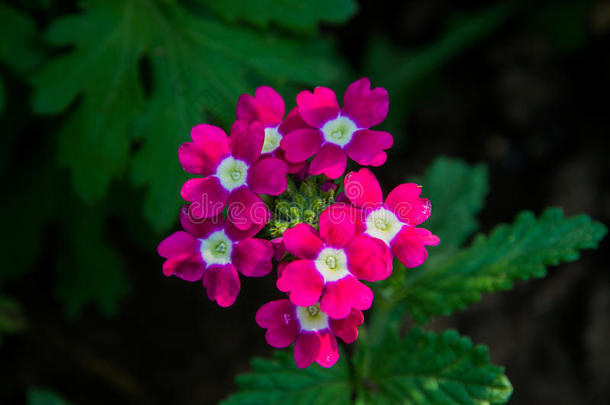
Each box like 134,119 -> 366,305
0,3 -> 43,113
55,204 -> 128,319
220,350 -> 352,405
400,208 -> 607,323
32,0 -> 346,232
0,3 -> 42,73
413,157 -> 488,253
356,328 -> 512,405
27,388 -> 74,405
0,295 -> 27,345
197,0 -> 358,33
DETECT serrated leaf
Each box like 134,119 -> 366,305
400,208 -> 607,323
356,328 -> 512,405
55,204 -> 128,319
32,0 -> 346,232
220,350 -> 352,405
27,388 -> 74,405
412,157 -> 488,252
197,0 -> 358,33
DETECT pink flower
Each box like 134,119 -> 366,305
179,119 -> 288,231
256,299 -> 363,368
236,86 -> 309,173
277,204 -> 392,319
157,205 -> 274,307
280,77 -> 393,179
344,168 -> 440,268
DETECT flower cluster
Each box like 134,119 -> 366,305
158,78 -> 439,368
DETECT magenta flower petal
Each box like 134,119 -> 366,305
346,234 -> 393,282
232,238 -> 273,277
315,330 -> 339,368
203,263 -> 241,307
158,231 -> 197,259
294,331 -> 320,369
309,143 -> 347,179
297,87 -> 340,128
271,237 -> 286,261
390,226 -> 439,268
282,223 -> 324,260
344,168 -> 383,208
345,129 -> 393,166
329,308 -> 364,344
280,128 -> 323,163
248,157 -> 288,196
319,204 -> 356,248
163,254 -> 205,281
385,183 -> 431,226
180,176 -> 229,219
369,150 -> 388,167
279,107 -> 310,135
236,86 -> 285,126
320,276 -> 373,319
178,124 -> 229,175
255,300 -> 299,348
225,219 -> 265,242
227,186 -> 270,230
274,149 -> 307,174
179,205 -> 224,239
341,77 -> 389,128
229,120 -> 264,164
277,260 -> 324,306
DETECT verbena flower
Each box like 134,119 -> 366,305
179,119 -> 288,230
344,168 -> 440,268
277,204 -> 392,319
157,205 -> 273,307
236,86 -> 309,173
256,299 -> 363,368
280,77 -> 393,179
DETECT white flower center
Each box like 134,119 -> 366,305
315,247 -> 349,282
199,230 -> 233,265
321,115 -> 358,147
262,126 -> 282,154
296,303 -> 329,331
365,207 -> 403,245
216,156 -> 248,191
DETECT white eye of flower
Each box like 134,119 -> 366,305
199,230 -> 233,265
296,303 -> 329,331
315,247 -> 349,282
321,115 -> 359,147
365,207 -> 403,245
262,126 -> 282,154
216,156 -> 249,191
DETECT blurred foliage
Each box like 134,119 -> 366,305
220,350 -> 351,405
412,157 -> 489,254
366,2 -> 515,147
0,295 -> 27,346
31,0 -> 347,233
355,328 -> 512,404
196,0 -> 358,33
0,3 -> 42,112
27,388 -> 74,405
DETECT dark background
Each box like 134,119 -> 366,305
1,0 -> 609,404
